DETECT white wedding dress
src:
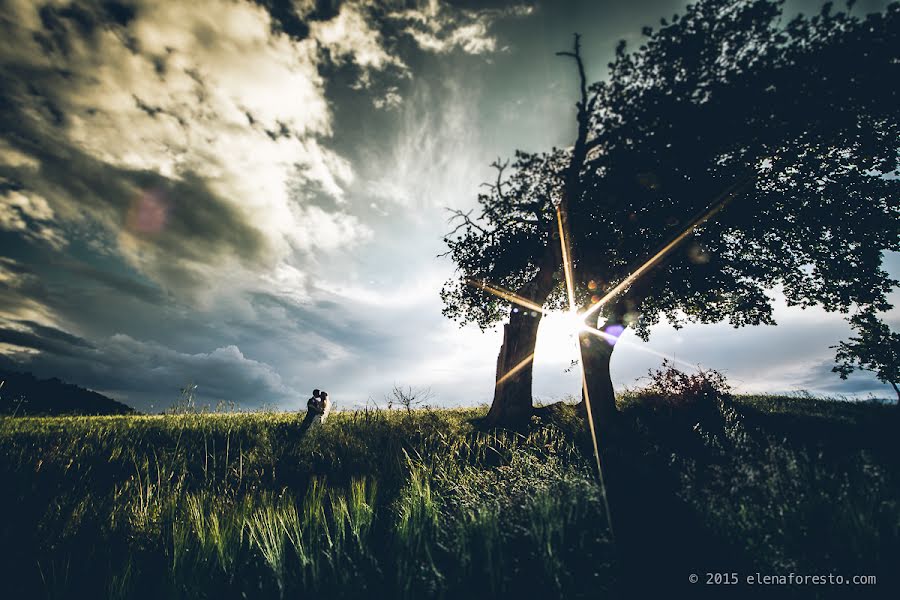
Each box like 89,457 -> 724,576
310,395 -> 332,426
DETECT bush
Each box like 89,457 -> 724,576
633,360 -> 731,413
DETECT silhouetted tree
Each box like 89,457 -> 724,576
833,312 -> 900,402
442,0 -> 900,430
442,153 -> 560,425
442,33 -> 602,427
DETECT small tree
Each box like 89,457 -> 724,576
833,312 -> 900,402
386,385 -> 435,413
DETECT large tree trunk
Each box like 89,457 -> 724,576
484,308 -> 543,428
578,311 -> 625,440
483,227 -> 559,428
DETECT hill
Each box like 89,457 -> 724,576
0,370 -> 136,416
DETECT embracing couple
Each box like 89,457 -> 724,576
299,388 -> 331,435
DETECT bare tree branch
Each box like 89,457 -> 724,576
480,158 -> 511,203
444,207 -> 487,235
555,33 -> 588,119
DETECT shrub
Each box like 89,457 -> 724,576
633,360 -> 731,413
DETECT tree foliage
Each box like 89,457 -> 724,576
441,152 -> 567,330
443,0 -> 899,343
833,311 -> 900,399
572,0 -> 899,337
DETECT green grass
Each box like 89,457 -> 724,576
0,397 -> 897,598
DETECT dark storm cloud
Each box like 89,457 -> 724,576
0,242 -> 171,338
0,254 -> 58,324
52,257 -> 168,305
8,320 -> 95,349
248,292 -> 383,348
0,95 -> 269,293
0,0 -> 540,411
0,0 -> 371,294
0,321 -> 93,358
2,323 -> 301,411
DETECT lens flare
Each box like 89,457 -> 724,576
562,309 -> 587,334
582,175 -> 752,321
601,324 -> 625,345
580,324 -> 699,371
556,204 -> 577,311
555,199 -> 610,530
495,352 -> 536,386
467,278 -> 547,315
127,188 -> 170,234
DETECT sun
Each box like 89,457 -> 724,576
533,310 -> 586,363
561,309 -> 588,334
539,309 -> 586,341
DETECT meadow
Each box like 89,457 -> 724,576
0,384 -> 898,599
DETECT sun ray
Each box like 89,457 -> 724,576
495,353 -> 535,386
582,176 -> 752,321
555,199 -> 613,537
470,177 -> 748,542
556,204 -> 577,311
581,325 -> 699,371
576,340 -> 614,538
467,278 -> 547,315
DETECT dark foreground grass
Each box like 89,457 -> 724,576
0,395 -> 897,599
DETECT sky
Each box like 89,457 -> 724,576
0,0 -> 896,412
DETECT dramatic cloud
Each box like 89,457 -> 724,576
0,190 -> 66,249
797,361 -> 897,397
397,2 -> 534,55
363,77 -> 484,212
0,319 -> 300,409
0,0 -> 375,299
311,3 -> 406,74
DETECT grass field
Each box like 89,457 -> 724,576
0,391 -> 898,599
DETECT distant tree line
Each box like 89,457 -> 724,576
0,370 -> 135,416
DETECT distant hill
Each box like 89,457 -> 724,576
0,370 -> 136,416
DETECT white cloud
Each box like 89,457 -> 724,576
261,264 -> 311,305
0,138 -> 39,169
397,2 -> 533,55
364,77 -> 485,212
315,268 -> 445,309
0,259 -> 58,325
311,3 -> 406,73
0,191 -> 67,249
373,86 -> 404,110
